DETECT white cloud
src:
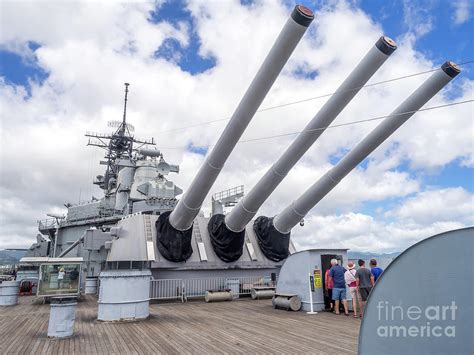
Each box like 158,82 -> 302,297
386,187 -> 474,224
452,0 -> 471,25
291,211 -> 467,253
256,164 -> 420,218
401,0 -> 435,38
0,0 -> 472,252
291,186 -> 473,253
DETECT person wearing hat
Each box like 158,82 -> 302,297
344,261 -> 360,318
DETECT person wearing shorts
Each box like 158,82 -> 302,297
329,259 -> 349,315
344,261 -> 360,318
355,259 -> 374,318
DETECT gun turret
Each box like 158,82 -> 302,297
156,5 -> 315,262
208,36 -> 397,262
254,61 -> 460,260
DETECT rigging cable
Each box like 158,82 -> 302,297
159,99 -> 474,150
155,60 -> 474,135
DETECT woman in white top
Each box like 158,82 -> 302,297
344,261 -> 360,318
58,267 -> 65,289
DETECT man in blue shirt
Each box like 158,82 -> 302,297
328,259 -> 349,315
370,259 -> 383,282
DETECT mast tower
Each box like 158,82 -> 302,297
85,83 -> 155,192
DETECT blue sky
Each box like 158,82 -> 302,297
0,41 -> 48,94
2,1 -> 473,83
357,1 -> 473,70
150,0 -> 216,75
149,0 -> 472,203
0,0 -> 472,251
151,0 -> 474,79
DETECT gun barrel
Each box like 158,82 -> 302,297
225,36 -> 397,233
273,61 -> 461,233
169,6 -> 314,231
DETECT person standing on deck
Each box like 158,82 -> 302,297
355,259 -> 374,318
324,267 -> 334,311
370,259 -> 383,283
58,267 -> 65,289
344,261 -> 360,318
328,259 -> 349,315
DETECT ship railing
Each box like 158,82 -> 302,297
211,185 -> 244,203
183,277 -> 227,300
63,212 -> 123,225
150,276 -> 277,302
238,276 -> 276,294
149,278 -> 184,302
37,218 -> 58,231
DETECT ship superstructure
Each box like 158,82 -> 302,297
27,83 -> 183,276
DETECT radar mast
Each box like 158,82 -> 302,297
85,83 -> 155,192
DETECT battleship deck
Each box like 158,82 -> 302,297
0,296 -> 360,354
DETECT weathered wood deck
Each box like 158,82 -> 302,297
0,296 -> 359,354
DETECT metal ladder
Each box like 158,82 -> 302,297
193,222 -> 208,261
144,215 -> 155,260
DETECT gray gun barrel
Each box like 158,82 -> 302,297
273,61 -> 461,233
225,36 -> 397,233
58,232 -> 86,257
169,6 -> 314,231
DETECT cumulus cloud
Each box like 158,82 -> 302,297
292,212 -> 466,253
386,187 -> 474,224
0,0 -> 472,251
452,0 -> 471,25
401,0 -> 435,38
291,187 -> 473,252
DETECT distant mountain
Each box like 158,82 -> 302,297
347,251 -> 400,270
0,249 -> 28,265
347,251 -> 401,260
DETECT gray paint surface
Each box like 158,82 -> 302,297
276,249 -> 348,312
169,11 -> 311,231
27,235 -> 50,257
106,213 -> 293,273
106,214 -> 150,262
225,38 -> 395,232
0,281 -> 20,306
47,299 -> 77,338
84,277 -> 98,295
359,227 -> 474,355
98,269 -> 151,321
274,65 -> 458,233
152,268 -> 279,280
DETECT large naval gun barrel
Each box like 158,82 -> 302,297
208,36 -> 397,262
225,36 -> 397,232
258,61 -> 460,259
156,6 -> 315,262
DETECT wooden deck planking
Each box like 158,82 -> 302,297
0,296 -> 360,354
